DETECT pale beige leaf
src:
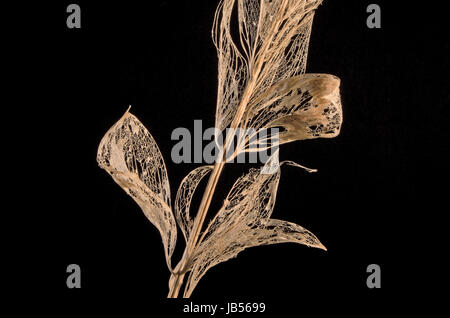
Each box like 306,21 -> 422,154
214,0 -> 324,132
239,73 -> 342,157
251,218 -> 326,250
183,160 -> 325,297
175,166 -> 213,243
97,110 -> 177,270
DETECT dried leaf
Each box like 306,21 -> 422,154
243,73 -> 342,150
175,166 -> 213,243
214,0 -> 324,131
97,110 -> 177,270
183,160 -> 325,297
251,218 -> 326,250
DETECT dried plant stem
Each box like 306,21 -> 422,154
168,83 -> 258,297
166,0 -> 340,298
167,5 -> 282,290
168,162 -> 224,298
167,270 -> 186,298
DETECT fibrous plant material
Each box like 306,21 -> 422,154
97,0 -> 342,298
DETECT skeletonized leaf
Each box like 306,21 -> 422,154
97,110 -> 177,270
183,160 -> 325,297
242,73 -> 342,151
201,165 -> 280,243
251,218 -> 326,250
175,166 -> 213,243
214,0 -> 324,131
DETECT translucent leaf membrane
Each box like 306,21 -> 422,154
183,160 -> 326,297
214,0 -> 324,131
97,110 -> 177,270
243,73 -> 342,151
175,166 -> 213,243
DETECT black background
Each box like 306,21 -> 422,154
13,0 -> 448,314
